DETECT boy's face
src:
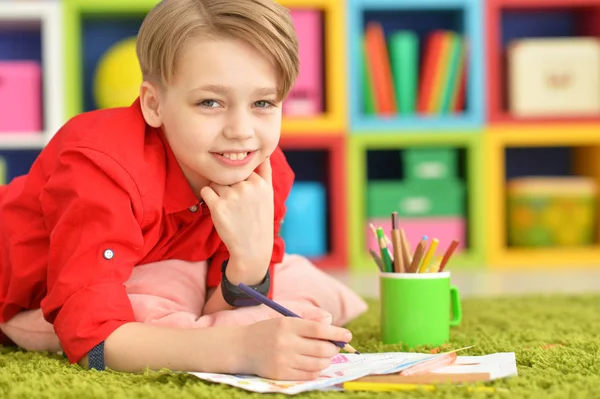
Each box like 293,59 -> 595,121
145,37 -> 282,194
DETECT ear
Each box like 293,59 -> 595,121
139,81 -> 162,128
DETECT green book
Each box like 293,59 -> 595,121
389,31 -> 418,115
361,36 -> 376,115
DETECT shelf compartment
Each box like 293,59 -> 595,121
485,125 -> 600,267
347,0 -> 484,132
348,131 -> 485,272
487,0 -> 600,124
279,134 -> 347,269
0,2 -> 63,148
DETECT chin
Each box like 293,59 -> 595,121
210,170 -> 254,186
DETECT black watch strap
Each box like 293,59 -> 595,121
88,341 -> 105,371
220,259 -> 270,307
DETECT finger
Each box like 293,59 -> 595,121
296,336 -> 340,359
254,156 -> 272,185
298,320 -> 352,344
209,182 -> 232,197
199,186 -> 219,208
290,354 -> 333,374
283,302 -> 333,325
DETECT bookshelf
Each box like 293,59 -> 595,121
347,0 -> 484,132
2,0 -> 598,271
0,2 -> 63,150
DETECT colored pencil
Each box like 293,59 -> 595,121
391,212 -> 404,273
369,249 -> 384,272
377,227 -> 394,272
399,228 -> 412,267
399,352 -> 457,376
418,238 -> 439,273
238,283 -> 360,354
343,381 -> 498,393
408,241 -> 426,273
438,239 -> 459,272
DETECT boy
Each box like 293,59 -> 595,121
0,0 -> 367,381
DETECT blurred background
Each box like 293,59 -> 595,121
1,0 -> 600,298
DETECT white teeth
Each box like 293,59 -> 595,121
222,152 -> 248,161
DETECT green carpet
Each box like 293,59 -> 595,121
1,294 -> 599,398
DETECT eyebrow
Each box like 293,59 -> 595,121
190,84 -> 279,97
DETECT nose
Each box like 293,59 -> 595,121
223,108 -> 254,141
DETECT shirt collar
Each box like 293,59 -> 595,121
153,125 -> 201,215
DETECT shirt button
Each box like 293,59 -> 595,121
103,249 -> 114,260
189,204 -> 199,213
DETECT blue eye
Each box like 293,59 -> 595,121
198,100 -> 220,108
255,100 -> 275,108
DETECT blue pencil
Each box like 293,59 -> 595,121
238,283 -> 360,354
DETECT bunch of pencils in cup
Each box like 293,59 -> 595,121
369,212 -> 460,274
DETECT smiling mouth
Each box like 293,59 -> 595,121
217,152 -> 250,161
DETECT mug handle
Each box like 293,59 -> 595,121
449,285 -> 462,326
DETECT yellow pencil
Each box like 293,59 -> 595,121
343,381 -> 498,393
428,257 -> 442,273
418,238 -> 439,273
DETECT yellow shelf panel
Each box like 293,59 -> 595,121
484,125 -> 600,269
487,124 -> 600,146
489,247 -> 600,268
282,113 -> 344,134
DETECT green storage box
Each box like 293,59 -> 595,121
403,147 -> 458,181
367,180 -> 466,218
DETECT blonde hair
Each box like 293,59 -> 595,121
136,0 -> 299,100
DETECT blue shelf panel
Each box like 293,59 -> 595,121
347,0 -> 484,133
352,114 -> 481,132
350,0 -> 476,10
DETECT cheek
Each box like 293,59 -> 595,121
260,115 -> 282,148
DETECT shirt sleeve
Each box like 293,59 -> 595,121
207,147 -> 295,298
39,147 -> 145,364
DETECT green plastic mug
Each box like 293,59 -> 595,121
380,271 -> 462,347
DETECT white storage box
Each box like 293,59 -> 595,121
508,37 -> 600,117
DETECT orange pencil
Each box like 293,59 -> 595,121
391,212 -> 404,273
399,352 -> 457,376
408,241 -> 425,273
438,240 -> 460,272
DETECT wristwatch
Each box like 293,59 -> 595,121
220,259 -> 270,307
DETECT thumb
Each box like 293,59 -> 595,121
255,156 -> 272,185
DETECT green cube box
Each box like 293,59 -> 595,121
367,180 -> 465,218
403,147 -> 458,181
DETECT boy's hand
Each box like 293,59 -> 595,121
200,158 -> 274,283
235,317 -> 352,381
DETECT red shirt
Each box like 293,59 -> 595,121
0,99 -> 294,363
